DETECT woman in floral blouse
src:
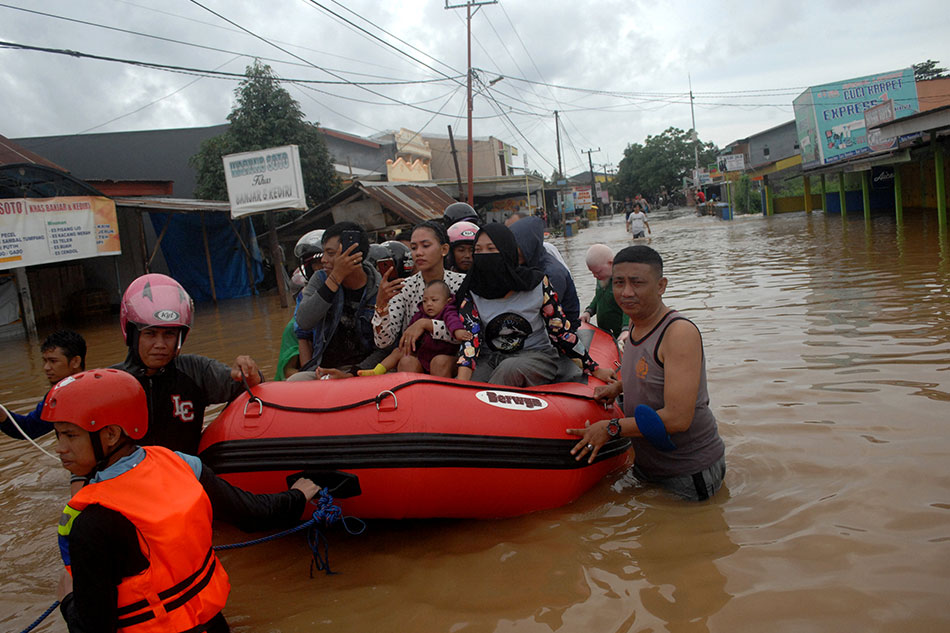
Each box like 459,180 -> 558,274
372,220 -> 466,375
454,223 -> 615,387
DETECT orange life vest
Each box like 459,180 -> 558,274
58,446 -> 231,632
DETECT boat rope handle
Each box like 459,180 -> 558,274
0,402 -> 59,461
375,390 -> 397,411
243,395 -> 264,417
239,376 -> 602,415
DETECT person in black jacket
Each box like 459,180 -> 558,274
113,273 -> 263,454
47,368 -> 320,633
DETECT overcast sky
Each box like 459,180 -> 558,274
2,0 -> 948,177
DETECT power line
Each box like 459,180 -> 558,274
0,40 -> 462,86
0,2 -> 443,83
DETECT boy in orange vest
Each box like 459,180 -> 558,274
46,368 -> 320,632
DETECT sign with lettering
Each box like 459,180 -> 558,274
0,196 -> 120,271
475,390 -> 548,411
222,145 -> 307,218
793,68 -> 919,168
871,166 -> 896,190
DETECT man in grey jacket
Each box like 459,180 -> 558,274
291,222 -> 388,379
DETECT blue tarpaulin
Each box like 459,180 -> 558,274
148,212 -> 262,302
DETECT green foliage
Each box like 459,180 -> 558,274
614,127 -> 719,201
189,60 -> 340,209
733,174 -> 761,214
913,59 -> 948,81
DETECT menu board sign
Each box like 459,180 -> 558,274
0,196 -> 120,271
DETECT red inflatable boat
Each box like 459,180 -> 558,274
198,325 -> 630,519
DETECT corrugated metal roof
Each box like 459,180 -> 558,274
359,182 -> 454,224
0,134 -> 66,170
112,197 -> 232,212
276,181 -> 457,243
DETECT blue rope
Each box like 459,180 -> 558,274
16,491 -> 365,632
18,600 -> 59,633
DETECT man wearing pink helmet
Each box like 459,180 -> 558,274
447,220 -> 478,273
113,274 -> 263,454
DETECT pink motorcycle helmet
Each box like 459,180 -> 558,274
120,273 -> 195,346
447,221 -> 479,245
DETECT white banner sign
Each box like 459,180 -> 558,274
223,145 -> 307,218
718,154 -> 745,172
0,196 -> 120,271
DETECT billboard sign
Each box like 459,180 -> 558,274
573,186 -> 592,207
718,154 -> 745,172
0,196 -> 120,271
223,145 -> 307,218
793,68 -> 919,168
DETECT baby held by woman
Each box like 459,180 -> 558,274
360,280 -> 471,377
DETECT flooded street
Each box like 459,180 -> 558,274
2,208 -> 949,632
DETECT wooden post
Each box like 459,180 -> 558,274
228,219 -> 257,296
803,175 -> 813,213
861,171 -> 871,222
199,212 -> 218,305
764,180 -> 774,216
267,211 -> 289,308
820,174 -> 826,211
146,213 -> 174,271
935,139 -> 947,235
137,212 -> 150,272
447,125 -> 464,200
13,267 -> 37,341
894,166 -> 903,227
838,173 -> 847,217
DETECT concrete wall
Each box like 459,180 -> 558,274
748,121 -> 800,169
426,137 -> 506,180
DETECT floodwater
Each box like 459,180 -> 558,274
2,208 -> 949,632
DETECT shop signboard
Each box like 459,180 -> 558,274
864,99 -> 898,152
223,145 -> 307,218
718,154 -> 745,172
573,186 -> 592,207
793,68 -> 919,168
0,196 -> 120,271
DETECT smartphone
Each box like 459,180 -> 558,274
340,229 -> 361,253
376,258 -> 395,277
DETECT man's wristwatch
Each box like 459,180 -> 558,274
606,418 -> 622,439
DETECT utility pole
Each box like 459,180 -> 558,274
583,147 -> 600,212
689,73 -> 700,196
445,1 -> 497,206
447,125 -> 464,200
554,110 -> 563,179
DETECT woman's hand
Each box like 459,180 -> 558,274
580,310 -> 591,324
375,268 -> 404,310
566,419 -> 610,463
400,319 -> 431,355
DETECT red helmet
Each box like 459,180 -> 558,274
41,368 -> 147,439
120,273 -> 194,345
447,221 -> 479,245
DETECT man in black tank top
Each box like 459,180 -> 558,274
567,245 -> 725,501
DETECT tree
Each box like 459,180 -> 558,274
613,127 -> 719,201
190,60 -> 340,209
913,59 -> 948,81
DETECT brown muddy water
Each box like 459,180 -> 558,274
1,208 -> 949,632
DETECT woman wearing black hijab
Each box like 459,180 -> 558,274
455,223 -> 613,387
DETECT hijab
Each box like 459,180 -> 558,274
457,223 -> 545,300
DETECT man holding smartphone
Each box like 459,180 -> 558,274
290,222 -> 388,380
